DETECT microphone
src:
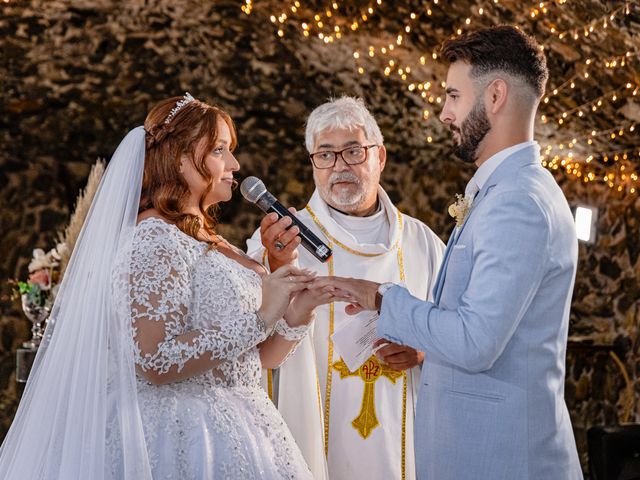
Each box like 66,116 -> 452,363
240,176 -> 333,263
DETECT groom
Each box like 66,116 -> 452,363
320,26 -> 583,479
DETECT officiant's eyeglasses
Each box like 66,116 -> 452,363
309,145 -> 379,169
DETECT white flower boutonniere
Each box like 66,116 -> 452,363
448,194 -> 473,228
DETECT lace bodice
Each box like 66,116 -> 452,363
108,218 -> 313,479
113,217 -> 267,388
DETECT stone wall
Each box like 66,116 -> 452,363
1,1 -> 638,474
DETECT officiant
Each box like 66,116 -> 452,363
246,96 -> 445,480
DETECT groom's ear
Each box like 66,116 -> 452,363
486,78 -> 508,114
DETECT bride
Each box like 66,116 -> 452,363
0,93 -> 335,479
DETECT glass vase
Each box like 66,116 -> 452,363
21,293 -> 51,349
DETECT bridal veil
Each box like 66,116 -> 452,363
0,126 -> 152,479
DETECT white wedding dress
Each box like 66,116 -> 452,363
107,217 -> 312,479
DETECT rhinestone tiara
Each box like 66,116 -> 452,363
164,92 -> 195,124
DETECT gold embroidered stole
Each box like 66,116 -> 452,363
306,205 -> 408,480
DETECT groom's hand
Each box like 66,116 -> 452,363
309,276 -> 380,313
374,339 -> 424,371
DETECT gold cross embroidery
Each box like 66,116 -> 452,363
332,354 -> 404,439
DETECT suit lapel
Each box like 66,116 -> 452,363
432,146 -> 541,306
433,232 -> 457,304
453,146 -> 541,241
452,185 -> 489,241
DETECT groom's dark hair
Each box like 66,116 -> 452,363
440,25 -> 548,100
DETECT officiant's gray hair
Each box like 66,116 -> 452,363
305,96 -> 384,153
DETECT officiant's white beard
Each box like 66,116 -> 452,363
315,171 -> 371,212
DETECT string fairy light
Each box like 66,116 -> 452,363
307,1 -> 380,42
542,149 -> 640,193
554,2 -> 633,40
354,51 -> 440,123
542,122 -> 637,154
542,49 -> 639,105
354,0 -> 498,72
529,2 -> 550,19
603,49 -> 640,70
528,0 -> 573,20
450,3 -> 494,37
528,0 -> 572,20
240,0 -> 253,15
256,0 -> 500,123
239,0 -> 639,195
256,1 -> 384,42
542,83 -> 639,125
351,1 -> 454,124
356,1 -> 444,70
352,0 -> 499,116
544,148 -> 640,168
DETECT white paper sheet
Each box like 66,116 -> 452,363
330,311 -> 381,372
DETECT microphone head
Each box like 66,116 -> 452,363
240,176 -> 267,203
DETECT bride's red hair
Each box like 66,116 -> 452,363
141,96 -> 237,241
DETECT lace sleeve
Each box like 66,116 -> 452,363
128,223 -> 268,384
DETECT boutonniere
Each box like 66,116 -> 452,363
448,194 -> 473,227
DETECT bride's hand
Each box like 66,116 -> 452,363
258,265 -> 316,328
284,285 -> 337,327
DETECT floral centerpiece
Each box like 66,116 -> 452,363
10,159 -> 106,349
12,244 -> 67,348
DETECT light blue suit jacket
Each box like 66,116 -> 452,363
378,145 -> 583,479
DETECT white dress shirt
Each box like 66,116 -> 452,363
467,140 -> 539,195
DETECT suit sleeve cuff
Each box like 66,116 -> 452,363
376,285 -> 403,342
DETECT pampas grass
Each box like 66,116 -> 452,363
57,159 -> 106,279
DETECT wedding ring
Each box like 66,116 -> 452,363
274,240 -> 284,250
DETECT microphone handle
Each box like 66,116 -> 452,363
267,201 -> 333,263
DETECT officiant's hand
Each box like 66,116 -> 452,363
374,339 -> 424,371
310,276 -> 379,314
260,209 -> 301,271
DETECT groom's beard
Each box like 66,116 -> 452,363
450,99 -> 491,164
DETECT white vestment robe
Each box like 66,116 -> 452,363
247,187 -> 445,480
